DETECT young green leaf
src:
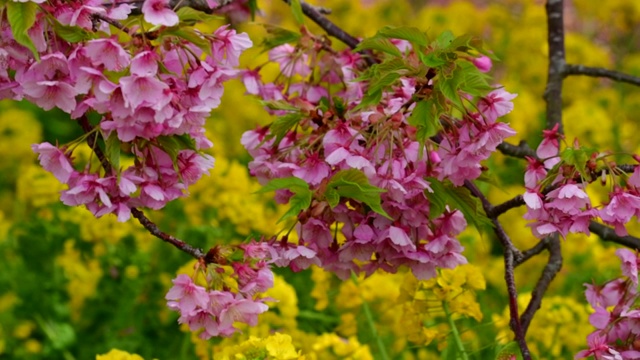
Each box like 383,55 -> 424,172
355,37 -> 402,57
377,26 -> 429,47
176,7 -> 222,23
255,177 -> 312,223
52,21 -> 94,43
290,0 -> 305,25
261,25 -> 301,50
161,28 -> 211,56
426,178 -> 493,229
104,132 -> 121,172
271,112 -> 304,144
407,99 -> 443,145
325,169 -> 392,219
6,1 -> 39,60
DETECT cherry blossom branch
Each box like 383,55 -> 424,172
280,0 -> 376,66
77,116 -> 206,260
281,0 -> 359,49
516,237 -> 550,266
519,234 -> 562,333
463,180 -> 531,358
564,64 -> 640,87
589,222 -> 640,250
543,0 -> 566,133
497,140 -> 537,159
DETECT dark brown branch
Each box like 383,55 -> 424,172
589,222 -> 640,250
282,0 -> 359,49
281,0 -> 375,66
490,195 -> 525,218
77,117 -> 205,260
543,0 -> 566,134
519,235 -> 562,333
516,238 -> 549,266
564,64 -> 640,87
464,179 -> 529,358
497,141 -> 537,159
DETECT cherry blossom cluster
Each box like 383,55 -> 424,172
575,249 -> 640,359
523,124 -> 640,238
5,1 -> 252,221
165,243 -> 273,339
241,39 -> 517,280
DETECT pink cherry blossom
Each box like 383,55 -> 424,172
472,55 -> 492,73
142,0 -> 179,27
31,143 -> 75,183
477,88 -> 517,122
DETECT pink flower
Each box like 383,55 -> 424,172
84,39 -> 130,71
119,74 -> 169,110
616,249 -> 639,287
31,143 -> 75,183
142,0 -> 179,27
212,25 -> 253,66
537,123 -> 562,169
22,80 -> 77,113
477,88 -> 517,122
165,274 -> 210,315
472,55 -> 492,73
269,44 -> 310,77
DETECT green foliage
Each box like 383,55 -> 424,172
256,177 -> 312,223
426,178 -> 492,229
6,1 -> 39,60
324,169 -> 391,219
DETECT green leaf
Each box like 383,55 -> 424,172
368,71 -> 401,95
560,146 -> 593,179
256,177 -> 312,223
435,30 -> 456,48
6,1 -> 39,60
52,21 -> 94,43
456,61 -> 491,96
271,112 -> 304,144
419,52 -> 447,67
261,24 -> 301,50
290,0 -> 304,25
325,169 -> 391,219
176,7 -> 222,23
425,178 -> 492,229
435,67 -> 464,108
161,28 -> 211,56
355,37 -> 402,57
174,134 -> 197,152
407,99 -> 443,145
260,100 -> 300,112
156,136 -> 181,164
378,26 -> 429,47
104,132 -> 121,172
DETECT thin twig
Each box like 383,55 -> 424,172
77,117 -> 205,260
515,238 -> 549,266
564,64 -> 640,87
281,0 -> 375,66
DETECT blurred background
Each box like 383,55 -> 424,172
2,0 -> 640,359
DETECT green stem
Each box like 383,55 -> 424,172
443,301 -> 469,360
351,272 -> 389,360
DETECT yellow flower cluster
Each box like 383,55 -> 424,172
214,333 -> 301,360
96,349 -> 144,360
182,156 -> 284,238
396,265 -> 486,350
55,240 -> 104,321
